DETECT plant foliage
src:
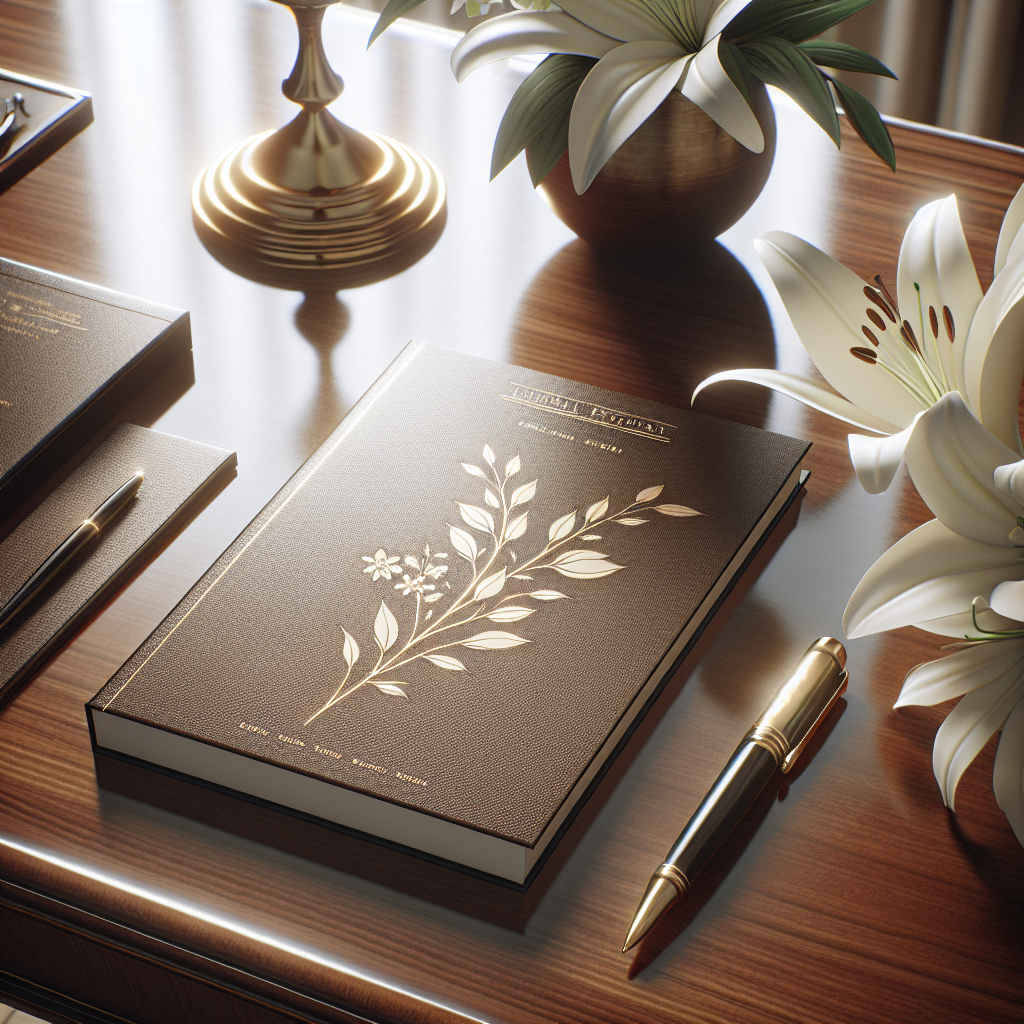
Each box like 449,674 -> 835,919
492,55 -> 598,185
369,0 -> 898,178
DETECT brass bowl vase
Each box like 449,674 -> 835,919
534,82 -> 776,251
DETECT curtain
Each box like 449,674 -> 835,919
827,0 -> 1024,143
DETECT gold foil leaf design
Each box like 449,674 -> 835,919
459,502 -> 495,534
374,600 -> 399,653
506,511 -> 529,540
510,480 -> 537,507
424,654 -> 467,671
303,446 -> 703,723
448,524 -> 479,562
342,628 -> 360,669
636,485 -> 664,503
585,497 -> 609,523
547,550 -> 624,579
460,631 -> 530,650
486,606 -> 536,622
474,567 -> 507,601
549,510 -> 576,542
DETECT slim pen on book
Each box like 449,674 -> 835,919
0,472 -> 144,635
622,638 -> 848,953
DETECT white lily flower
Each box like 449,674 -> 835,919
844,392 -> 1024,844
694,186 -> 1024,493
450,0 -> 762,194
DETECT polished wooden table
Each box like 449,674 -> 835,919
1,3 -> 1021,1023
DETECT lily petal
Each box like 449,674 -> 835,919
848,422 -> 916,494
991,579 -> 1024,621
844,518 -> 1023,638
555,0 -> 675,42
903,392 -> 1022,545
705,0 -> 754,41
1002,220 -> 1024,275
895,196 -> 982,398
963,250 -> 1024,456
993,693 -> 1024,845
692,369 -> 902,433
568,42 -> 688,194
994,181 -> 1024,276
755,232 -> 925,429
680,35 -> 763,152
896,640 -> 1024,708
994,458 -> 1024,503
933,668 -> 1024,810
451,12 -> 618,82
911,603 -> 1022,636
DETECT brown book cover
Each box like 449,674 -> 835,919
0,257 -> 191,521
0,423 -> 235,708
87,344 -> 808,883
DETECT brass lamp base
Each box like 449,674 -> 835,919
192,126 -> 447,291
191,0 -> 446,291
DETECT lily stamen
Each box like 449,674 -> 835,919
866,308 -> 887,331
874,274 -> 900,319
864,285 -> 896,322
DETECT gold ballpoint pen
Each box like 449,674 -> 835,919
623,638 -> 848,953
0,473 -> 144,636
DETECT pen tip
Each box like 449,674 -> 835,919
621,876 -> 680,953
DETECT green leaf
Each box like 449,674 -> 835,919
797,40 -> 896,79
718,38 -> 753,108
726,0 -> 879,45
368,0 -> 427,48
743,37 -> 841,148
830,77 -> 896,171
490,54 -> 597,185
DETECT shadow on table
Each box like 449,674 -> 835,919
292,290 -> 352,458
507,238 -> 776,429
625,698 -> 847,978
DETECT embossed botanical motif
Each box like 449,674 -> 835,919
304,445 -> 702,723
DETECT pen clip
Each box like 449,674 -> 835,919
780,669 -> 848,773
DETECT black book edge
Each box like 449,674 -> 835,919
88,469 -> 808,893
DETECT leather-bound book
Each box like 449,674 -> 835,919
88,344 -> 808,884
0,257 -> 191,521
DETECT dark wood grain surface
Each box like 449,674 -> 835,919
1,3 -> 1021,1023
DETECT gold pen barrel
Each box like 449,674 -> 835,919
745,638 -> 847,773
